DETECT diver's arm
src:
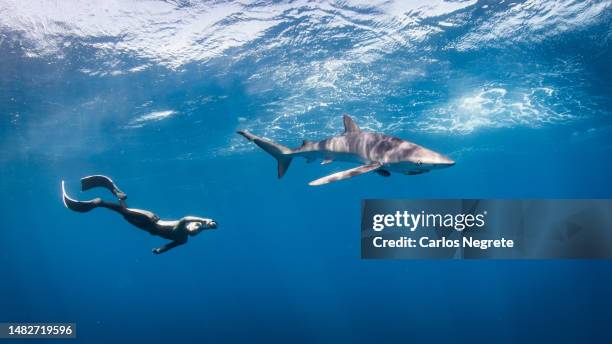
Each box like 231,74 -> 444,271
152,239 -> 186,254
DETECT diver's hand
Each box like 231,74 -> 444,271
152,240 -> 185,255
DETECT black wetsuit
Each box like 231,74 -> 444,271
93,200 -> 162,235
61,175 -> 211,253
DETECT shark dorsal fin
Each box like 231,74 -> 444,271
343,115 -> 360,133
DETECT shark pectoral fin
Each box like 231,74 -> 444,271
308,162 -> 382,186
375,169 -> 391,177
321,159 -> 333,165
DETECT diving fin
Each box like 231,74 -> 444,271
81,175 -> 127,200
62,180 -> 101,213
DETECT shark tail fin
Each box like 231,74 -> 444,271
237,130 -> 293,178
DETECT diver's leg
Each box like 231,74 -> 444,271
63,180 -> 127,213
80,175 -> 127,200
95,200 -> 127,214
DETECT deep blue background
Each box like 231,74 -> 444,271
1,1 -> 612,342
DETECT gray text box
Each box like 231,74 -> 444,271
0,323 -> 76,339
361,199 -> 612,259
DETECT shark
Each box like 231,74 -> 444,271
237,115 -> 455,186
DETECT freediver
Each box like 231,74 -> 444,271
62,175 -> 217,254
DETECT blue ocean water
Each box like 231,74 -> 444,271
1,0 -> 612,342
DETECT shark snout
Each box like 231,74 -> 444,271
416,152 -> 455,169
436,156 -> 455,168
441,157 -> 455,166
